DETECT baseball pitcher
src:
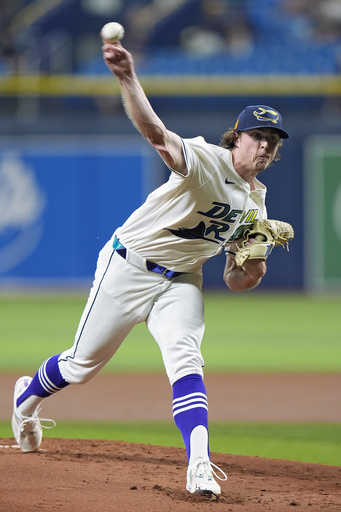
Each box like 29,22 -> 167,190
11,37 -> 293,498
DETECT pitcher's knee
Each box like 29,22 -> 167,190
167,359 -> 204,386
58,356 -> 101,385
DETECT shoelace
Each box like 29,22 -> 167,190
210,461 -> 228,481
19,406 -> 56,432
192,460 -> 227,482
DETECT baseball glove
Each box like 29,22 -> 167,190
232,219 -> 294,267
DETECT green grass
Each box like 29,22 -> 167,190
0,292 -> 340,373
1,421 -> 340,466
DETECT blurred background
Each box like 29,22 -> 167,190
1,0 -> 341,292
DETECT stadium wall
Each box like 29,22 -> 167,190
0,94 -> 339,291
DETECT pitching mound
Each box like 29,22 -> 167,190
1,438 -> 340,511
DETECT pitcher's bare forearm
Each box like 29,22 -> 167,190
224,254 -> 266,291
102,42 -> 186,174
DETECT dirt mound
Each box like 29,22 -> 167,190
1,438 -> 340,511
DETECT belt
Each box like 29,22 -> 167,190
113,237 -> 183,279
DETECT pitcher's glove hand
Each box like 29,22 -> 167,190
232,219 -> 294,267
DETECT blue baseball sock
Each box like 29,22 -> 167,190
172,374 -> 209,462
17,354 -> 69,408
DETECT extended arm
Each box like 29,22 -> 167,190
102,41 -> 187,175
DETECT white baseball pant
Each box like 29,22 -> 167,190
58,238 -> 205,386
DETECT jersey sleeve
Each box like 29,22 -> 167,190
181,136 -> 223,187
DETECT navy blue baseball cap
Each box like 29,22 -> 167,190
234,105 -> 289,139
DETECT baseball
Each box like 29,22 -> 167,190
101,22 -> 125,42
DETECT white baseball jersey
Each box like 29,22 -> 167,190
59,136 -> 269,387
115,136 -> 267,273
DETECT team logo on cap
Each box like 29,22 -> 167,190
253,108 -> 279,124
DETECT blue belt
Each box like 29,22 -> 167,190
113,237 -> 183,279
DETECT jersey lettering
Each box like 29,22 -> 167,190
197,201 -> 231,219
197,201 -> 243,223
228,224 -> 250,240
240,209 -> 258,223
205,221 -> 230,241
166,201 -> 258,244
